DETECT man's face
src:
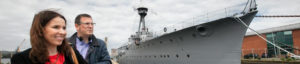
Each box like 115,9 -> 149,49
76,17 -> 94,36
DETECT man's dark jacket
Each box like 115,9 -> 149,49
68,32 -> 111,64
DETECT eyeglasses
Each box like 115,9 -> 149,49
79,22 -> 96,26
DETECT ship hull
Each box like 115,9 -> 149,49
118,11 -> 258,64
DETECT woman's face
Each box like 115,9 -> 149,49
44,16 -> 66,46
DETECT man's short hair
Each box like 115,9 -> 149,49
75,14 -> 92,24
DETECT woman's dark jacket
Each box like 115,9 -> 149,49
10,48 -> 86,64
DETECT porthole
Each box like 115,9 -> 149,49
196,26 -> 206,33
195,25 -> 214,37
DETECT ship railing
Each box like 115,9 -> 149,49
150,2 -> 248,38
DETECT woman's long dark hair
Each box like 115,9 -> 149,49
29,10 -> 71,63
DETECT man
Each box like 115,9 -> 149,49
69,14 -> 111,64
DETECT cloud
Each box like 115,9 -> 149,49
248,0 -> 300,32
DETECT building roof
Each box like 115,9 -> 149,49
245,22 -> 300,36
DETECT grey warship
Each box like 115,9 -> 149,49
117,0 -> 258,64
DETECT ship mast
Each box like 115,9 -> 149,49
137,7 -> 148,34
133,7 -> 148,45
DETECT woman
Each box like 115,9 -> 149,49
11,10 -> 85,64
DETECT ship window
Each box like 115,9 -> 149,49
176,54 -> 179,58
154,56 -> 156,58
167,55 -> 170,58
187,54 -> 190,58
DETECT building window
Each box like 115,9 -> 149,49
266,31 -> 293,57
284,31 -> 292,35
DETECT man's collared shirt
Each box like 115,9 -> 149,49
76,38 -> 92,59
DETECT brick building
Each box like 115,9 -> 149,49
242,23 -> 300,58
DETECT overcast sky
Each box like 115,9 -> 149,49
0,0 -> 300,54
